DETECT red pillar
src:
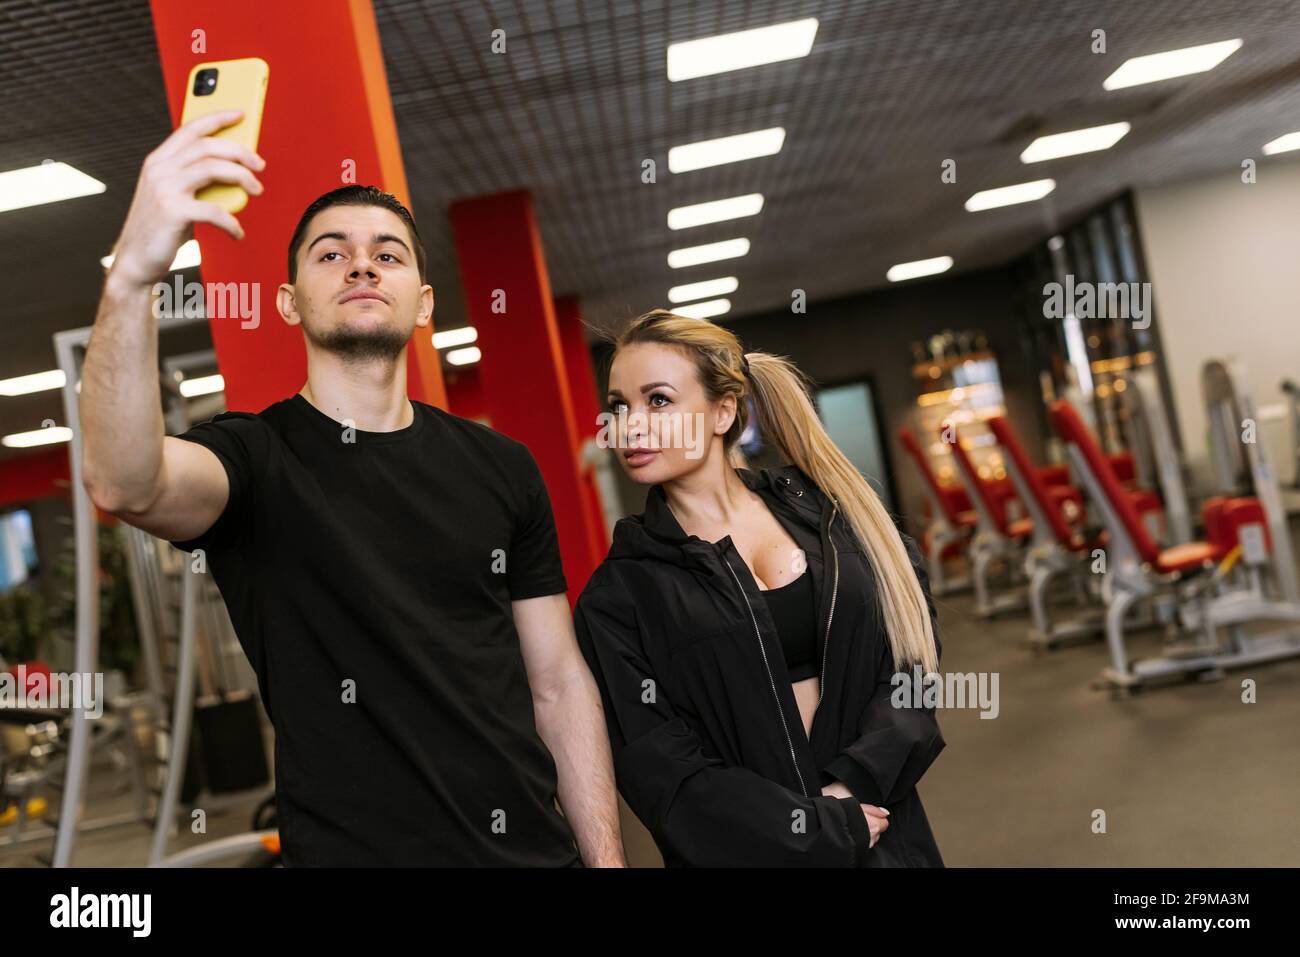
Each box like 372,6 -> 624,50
555,296 -> 609,553
448,192 -> 602,601
444,364 -> 488,424
149,0 -> 446,412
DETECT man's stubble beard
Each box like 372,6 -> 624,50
303,314 -> 412,362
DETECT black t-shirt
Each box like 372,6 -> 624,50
169,393 -> 578,866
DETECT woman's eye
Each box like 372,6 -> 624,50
609,399 -> 627,414
649,393 -> 671,407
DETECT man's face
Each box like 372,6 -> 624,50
278,204 -> 433,360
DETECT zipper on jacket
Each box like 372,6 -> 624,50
816,499 -> 841,715
722,554 -> 809,798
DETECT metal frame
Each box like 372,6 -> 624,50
904,457 -> 973,598
996,441 -> 1104,647
1204,359 -> 1298,603
946,432 -> 1028,618
1130,366 -> 1192,545
49,315 -> 273,866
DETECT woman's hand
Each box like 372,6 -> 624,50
823,783 -> 890,847
861,804 -> 890,847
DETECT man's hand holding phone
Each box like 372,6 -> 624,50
107,110 -> 265,289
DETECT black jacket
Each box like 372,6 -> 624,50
574,464 -> 945,867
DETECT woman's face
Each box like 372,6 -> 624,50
603,342 -> 736,485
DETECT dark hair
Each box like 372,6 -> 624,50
286,185 -> 426,283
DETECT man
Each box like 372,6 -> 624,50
80,109 -> 625,866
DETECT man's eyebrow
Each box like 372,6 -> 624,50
305,231 -> 349,254
372,232 -> 412,253
305,231 -> 412,254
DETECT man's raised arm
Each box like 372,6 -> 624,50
80,110 -> 265,543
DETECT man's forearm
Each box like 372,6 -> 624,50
533,668 -> 626,867
80,273 -> 166,510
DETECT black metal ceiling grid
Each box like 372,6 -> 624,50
2,0 -> 1300,460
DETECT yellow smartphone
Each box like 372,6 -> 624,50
179,57 -> 269,214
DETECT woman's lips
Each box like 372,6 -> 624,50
623,448 -> 659,468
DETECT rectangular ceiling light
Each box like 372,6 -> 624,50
668,238 -> 750,269
1102,39 -> 1242,90
102,238 -> 201,272
668,193 -> 764,230
3,426 -> 73,448
667,18 -> 819,81
887,256 -> 954,282
446,346 -> 481,366
669,276 -> 739,303
965,179 -> 1056,212
673,299 -> 731,320
1263,132 -> 1300,155
1020,122 -> 1131,162
669,128 -> 785,173
0,369 -> 66,397
432,326 -> 478,349
179,373 -> 224,398
0,162 -> 105,214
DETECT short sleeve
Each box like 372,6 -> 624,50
506,445 -> 569,600
168,411 -> 267,555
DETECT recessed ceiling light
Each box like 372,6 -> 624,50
432,326 -> 478,349
667,18 -> 819,81
102,239 -> 201,272
0,369 -> 66,397
3,426 -> 73,448
668,238 -> 750,269
179,374 -> 224,398
669,128 -> 785,173
887,256 -> 954,282
1102,39 -> 1241,91
965,179 -> 1056,212
668,277 -> 739,303
446,346 -> 481,366
1020,122 -> 1131,163
1263,131 -> 1300,155
673,299 -> 731,320
668,194 -> 764,230
0,161 -> 105,214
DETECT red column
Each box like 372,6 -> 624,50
448,191 -> 602,601
149,0 -> 446,412
555,296 -> 609,552
444,365 -> 488,424
0,449 -> 70,509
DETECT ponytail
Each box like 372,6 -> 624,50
746,353 -> 938,673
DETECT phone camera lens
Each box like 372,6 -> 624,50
194,68 -> 219,96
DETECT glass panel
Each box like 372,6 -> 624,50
817,381 -> 893,511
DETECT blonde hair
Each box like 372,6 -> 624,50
609,309 -> 937,673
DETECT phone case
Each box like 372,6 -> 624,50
180,57 -> 269,214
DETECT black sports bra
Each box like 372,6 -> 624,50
759,571 -> 819,681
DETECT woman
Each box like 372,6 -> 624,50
574,309 -> 945,867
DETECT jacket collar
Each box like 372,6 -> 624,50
639,464 -> 826,546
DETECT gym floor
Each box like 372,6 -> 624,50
5,521 -> 1299,868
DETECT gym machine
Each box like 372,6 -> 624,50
1050,373 -> 1300,690
897,427 -> 974,596
48,317 -> 276,866
941,421 -> 1032,618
